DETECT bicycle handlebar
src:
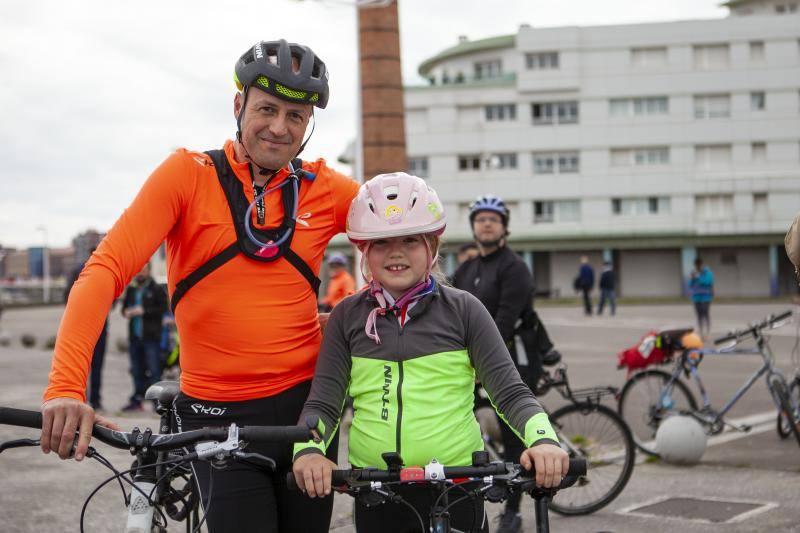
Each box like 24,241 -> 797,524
287,458 -> 587,491
0,407 -> 312,452
713,310 -> 793,346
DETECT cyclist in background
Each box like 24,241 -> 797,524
40,39 -> 359,532
452,194 -> 557,533
292,175 -> 568,533
319,252 -> 356,311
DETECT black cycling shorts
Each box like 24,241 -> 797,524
174,380 -> 339,533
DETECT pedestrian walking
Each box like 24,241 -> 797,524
689,258 -> 714,338
120,262 -> 167,411
575,256 -> 595,315
597,261 -> 617,316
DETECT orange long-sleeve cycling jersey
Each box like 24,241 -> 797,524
44,140 -> 359,402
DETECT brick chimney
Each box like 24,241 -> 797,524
358,1 -> 407,181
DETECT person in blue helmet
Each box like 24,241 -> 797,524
452,195 -> 559,533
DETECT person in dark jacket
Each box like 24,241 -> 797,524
452,195 -> 557,533
121,262 -> 167,411
597,261 -> 616,316
64,247 -> 108,410
575,256 -> 595,315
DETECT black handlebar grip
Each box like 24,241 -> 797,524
567,458 -> 587,477
243,426 -> 312,444
0,407 -> 43,430
286,468 -> 350,491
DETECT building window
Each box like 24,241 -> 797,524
631,47 -> 668,68
752,142 -> 767,162
474,59 -> 502,80
408,157 -> 429,178
695,145 -> 732,168
534,201 -> 554,223
611,197 -> 670,216
694,94 -> 731,119
488,153 -> 518,169
526,52 -> 559,70
458,155 -> 481,171
610,96 -> 668,117
533,152 -> 579,174
693,44 -> 730,69
485,104 -> 517,121
531,101 -> 578,125
534,200 -> 582,223
695,194 -> 734,220
776,3 -> 798,13
750,91 -> 766,111
753,192 -> 768,218
610,147 -> 670,166
749,41 -> 765,62
556,200 -> 581,222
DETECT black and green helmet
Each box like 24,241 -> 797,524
234,39 -> 329,109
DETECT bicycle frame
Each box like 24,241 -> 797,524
661,328 -> 788,430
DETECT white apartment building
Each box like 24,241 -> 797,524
403,0 -> 800,298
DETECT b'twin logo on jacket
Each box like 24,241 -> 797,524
190,403 -> 227,416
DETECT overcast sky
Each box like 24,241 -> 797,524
0,0 -> 727,248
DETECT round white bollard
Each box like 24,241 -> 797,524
655,414 -> 708,465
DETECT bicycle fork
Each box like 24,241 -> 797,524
126,447 -> 161,533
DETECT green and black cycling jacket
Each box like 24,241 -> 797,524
293,283 -> 558,468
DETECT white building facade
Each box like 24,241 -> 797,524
403,0 -> 800,298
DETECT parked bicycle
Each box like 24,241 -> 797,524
288,451 -> 586,533
0,381 -> 312,533
617,310 -> 800,456
476,352 -> 634,516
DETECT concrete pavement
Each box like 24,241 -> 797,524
0,303 -> 798,532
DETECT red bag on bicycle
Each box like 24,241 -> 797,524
617,330 -> 670,374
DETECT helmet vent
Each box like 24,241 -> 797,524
410,191 -> 419,209
367,199 -> 376,213
383,185 -> 399,201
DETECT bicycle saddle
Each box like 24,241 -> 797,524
145,380 -> 181,406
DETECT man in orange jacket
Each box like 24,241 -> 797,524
320,252 -> 355,311
40,40 -> 358,532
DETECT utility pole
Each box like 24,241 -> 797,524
358,0 -> 407,180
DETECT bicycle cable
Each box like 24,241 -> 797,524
193,465 -> 213,533
79,456 -> 186,532
430,479 -> 477,533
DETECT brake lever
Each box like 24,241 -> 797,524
0,438 -> 40,454
232,450 -> 277,471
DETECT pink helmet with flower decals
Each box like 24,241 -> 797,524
346,172 -> 446,244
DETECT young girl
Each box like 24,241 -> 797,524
293,173 -> 567,532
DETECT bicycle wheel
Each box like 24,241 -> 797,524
548,403 -> 635,515
777,378 -> 799,439
771,376 -> 800,447
618,369 -> 697,456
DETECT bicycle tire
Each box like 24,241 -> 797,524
777,378 -> 799,439
771,376 -> 800,448
617,369 -> 697,456
548,403 -> 635,516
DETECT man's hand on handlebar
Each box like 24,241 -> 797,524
40,398 -> 120,461
292,452 -> 337,498
520,443 -> 570,489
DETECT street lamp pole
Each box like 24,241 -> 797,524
36,226 -> 50,304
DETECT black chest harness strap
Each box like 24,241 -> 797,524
170,149 -> 321,313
